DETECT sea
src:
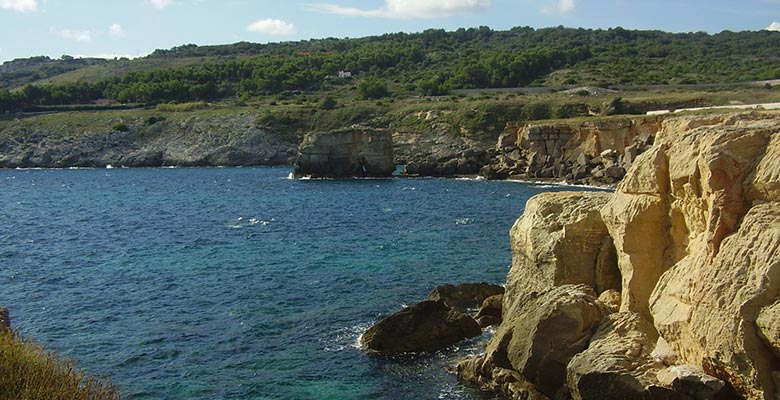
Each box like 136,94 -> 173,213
0,167 -> 601,399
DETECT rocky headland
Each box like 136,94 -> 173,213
458,112 -> 780,399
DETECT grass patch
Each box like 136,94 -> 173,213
0,329 -> 121,400
155,101 -> 208,112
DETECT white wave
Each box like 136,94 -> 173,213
455,218 -> 475,225
454,176 -> 486,181
322,322 -> 373,352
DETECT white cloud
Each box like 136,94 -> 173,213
247,19 -> 296,35
109,23 -> 127,37
51,27 -> 92,42
542,0 -> 575,14
147,0 -> 173,9
0,0 -> 38,12
768,22 -> 780,31
305,0 -> 490,19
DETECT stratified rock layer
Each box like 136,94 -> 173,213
484,117 -> 661,184
293,128 -> 394,178
460,112 -> 780,400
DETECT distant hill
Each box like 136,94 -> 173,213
0,56 -> 109,89
2,26 -> 780,112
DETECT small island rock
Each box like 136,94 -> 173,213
361,300 -> 481,354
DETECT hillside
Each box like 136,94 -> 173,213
1,26 -> 780,112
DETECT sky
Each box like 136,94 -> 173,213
1,0 -> 779,63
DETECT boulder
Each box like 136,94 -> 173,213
361,300 -> 481,354
597,289 -> 621,313
475,294 -> 503,327
426,282 -> 504,312
567,312 -> 677,400
656,365 -> 735,400
459,284 -> 610,399
293,127 -> 394,178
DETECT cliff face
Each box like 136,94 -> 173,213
483,117 -> 662,184
0,112 -> 298,168
293,127 -> 394,178
460,112 -> 780,399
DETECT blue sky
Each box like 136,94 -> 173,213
1,0 -> 779,62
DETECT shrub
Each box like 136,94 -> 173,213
357,78 -> 390,100
145,116 -> 165,125
554,102 -> 589,119
0,329 -> 122,399
318,96 -> 337,110
111,123 -> 129,132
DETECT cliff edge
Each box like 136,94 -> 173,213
460,112 -> 780,399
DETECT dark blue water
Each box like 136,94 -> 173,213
0,167 -> 587,399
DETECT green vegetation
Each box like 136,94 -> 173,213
0,329 -> 121,400
1,26 -> 779,115
111,123 -> 129,132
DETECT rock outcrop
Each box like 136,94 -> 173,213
293,127 -> 394,178
459,112 -> 780,399
0,112 -> 298,168
482,117 -> 662,184
475,294 -> 503,327
504,191 -> 619,307
426,282 -> 505,312
360,300 -> 481,354
459,284 -> 610,399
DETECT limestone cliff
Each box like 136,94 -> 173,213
293,127 -> 394,178
0,112 -> 298,168
483,117 -> 662,184
460,112 -> 780,399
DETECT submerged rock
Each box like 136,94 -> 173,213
361,300 -> 481,354
426,282 -> 505,312
293,127 -> 394,178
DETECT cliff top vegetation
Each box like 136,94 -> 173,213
1,26 -> 779,114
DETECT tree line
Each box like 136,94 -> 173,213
2,26 -> 779,112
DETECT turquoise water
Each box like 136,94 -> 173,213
0,167 -> 586,399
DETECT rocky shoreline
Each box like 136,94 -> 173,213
455,112 -> 780,399
360,111 -> 780,399
0,108 -> 655,186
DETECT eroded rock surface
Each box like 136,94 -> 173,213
458,284 -> 609,399
293,128 -> 394,178
460,113 -> 780,399
505,191 -> 618,307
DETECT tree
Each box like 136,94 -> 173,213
357,78 -> 390,99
